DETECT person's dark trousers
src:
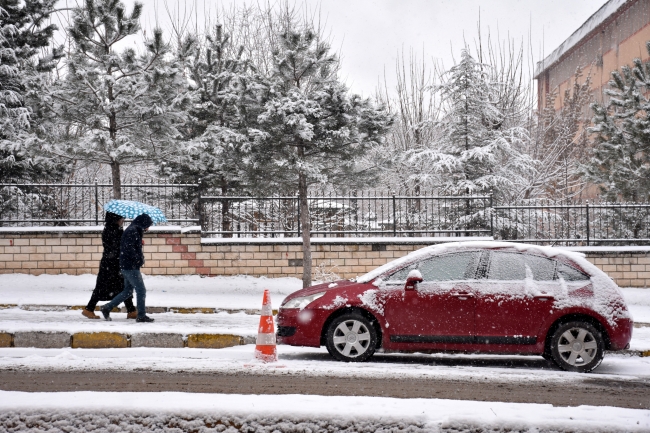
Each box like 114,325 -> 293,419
101,270 -> 147,318
85,293 -> 136,313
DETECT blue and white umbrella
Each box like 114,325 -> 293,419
104,200 -> 168,224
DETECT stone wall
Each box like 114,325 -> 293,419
0,229 -> 649,287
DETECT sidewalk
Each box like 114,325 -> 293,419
0,273 -> 649,353
0,273 -> 301,311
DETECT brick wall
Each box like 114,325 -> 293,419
0,228 -> 205,276
0,229 -> 649,287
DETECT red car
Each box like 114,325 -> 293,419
277,242 -> 633,373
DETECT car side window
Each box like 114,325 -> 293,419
557,262 -> 590,281
385,266 -> 415,283
419,252 -> 481,281
386,252 -> 481,283
523,254 -> 556,281
487,251 -> 526,280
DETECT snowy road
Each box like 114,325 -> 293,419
1,364 -> 649,409
1,344 -> 649,409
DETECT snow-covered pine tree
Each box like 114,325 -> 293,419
0,0 -> 65,182
427,49 -> 531,200
46,0 -> 189,198
584,41 -> 650,202
254,30 -> 392,287
161,24 -> 263,232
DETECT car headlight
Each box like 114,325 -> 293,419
281,292 -> 326,310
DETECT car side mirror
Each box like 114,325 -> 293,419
405,270 -> 423,291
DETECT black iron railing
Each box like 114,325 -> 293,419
493,201 -> 650,245
2,182 -> 650,245
0,181 -> 199,226
200,193 -> 492,238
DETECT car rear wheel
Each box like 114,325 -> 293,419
550,321 -> 604,373
325,313 -> 377,362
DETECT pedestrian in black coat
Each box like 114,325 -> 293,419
101,213 -> 155,322
82,212 -> 137,319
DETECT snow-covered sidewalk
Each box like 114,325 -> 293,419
1,390 -> 648,433
0,273 -> 301,311
0,273 -> 649,322
0,308 -> 259,338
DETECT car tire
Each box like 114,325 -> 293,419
550,321 -> 605,373
325,312 -> 377,362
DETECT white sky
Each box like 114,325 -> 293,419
53,0 -> 609,97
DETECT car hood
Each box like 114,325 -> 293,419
282,279 -> 362,302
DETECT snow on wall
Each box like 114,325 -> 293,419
534,0 -> 629,77
0,391 -> 647,433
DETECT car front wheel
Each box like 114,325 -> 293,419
550,321 -> 605,373
325,313 -> 377,362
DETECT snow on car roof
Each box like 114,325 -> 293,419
357,241 -> 589,283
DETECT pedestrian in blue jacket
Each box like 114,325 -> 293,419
101,213 -> 155,323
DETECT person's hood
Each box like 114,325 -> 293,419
131,213 -> 153,229
104,212 -> 123,227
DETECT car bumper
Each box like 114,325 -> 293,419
608,318 -> 634,351
276,308 -> 330,347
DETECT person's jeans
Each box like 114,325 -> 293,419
101,270 -> 146,318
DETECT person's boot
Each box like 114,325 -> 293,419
100,306 -> 112,321
126,311 -> 137,319
136,315 -> 154,323
81,309 -> 99,319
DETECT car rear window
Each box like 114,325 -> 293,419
557,262 -> 590,281
386,252 -> 481,282
487,251 -> 556,281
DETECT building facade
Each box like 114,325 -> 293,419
535,0 -> 650,110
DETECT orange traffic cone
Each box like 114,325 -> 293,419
254,289 -> 277,362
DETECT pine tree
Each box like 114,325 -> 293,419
46,0 -> 189,198
0,0 -> 64,182
432,49 -> 531,200
253,30 -> 391,287
584,42 -> 650,202
161,24 -> 263,231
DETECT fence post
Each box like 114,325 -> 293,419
586,200 -> 590,246
94,178 -> 99,225
489,191 -> 494,239
392,194 -> 396,236
297,194 -> 301,237
197,179 -> 203,231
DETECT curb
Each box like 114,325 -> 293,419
0,331 -> 252,349
3,304 -> 277,316
0,330 -> 647,356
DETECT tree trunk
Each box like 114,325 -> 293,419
298,171 -> 311,288
110,162 -> 121,199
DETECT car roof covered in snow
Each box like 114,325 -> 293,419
357,241 -> 590,283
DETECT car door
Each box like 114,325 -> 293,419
474,250 -> 557,345
382,251 -> 482,346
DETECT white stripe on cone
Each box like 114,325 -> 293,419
256,333 -> 276,345
261,304 -> 273,316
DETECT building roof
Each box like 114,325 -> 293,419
534,0 -> 630,78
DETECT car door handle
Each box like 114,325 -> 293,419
452,293 -> 474,300
534,295 -> 554,301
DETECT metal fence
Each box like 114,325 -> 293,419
0,181 -> 199,226
2,182 -> 650,245
200,193 -> 492,237
493,201 -> 650,245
